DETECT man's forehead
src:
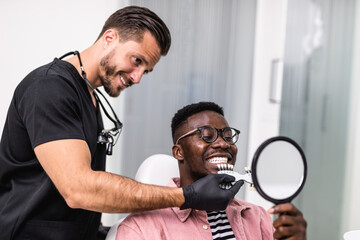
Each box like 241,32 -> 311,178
182,111 -> 227,130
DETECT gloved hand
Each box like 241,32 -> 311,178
181,174 -> 244,211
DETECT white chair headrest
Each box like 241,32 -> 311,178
344,230 -> 360,240
135,154 -> 179,186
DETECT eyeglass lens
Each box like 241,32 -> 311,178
200,127 -> 239,144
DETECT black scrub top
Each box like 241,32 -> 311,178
0,59 -> 107,240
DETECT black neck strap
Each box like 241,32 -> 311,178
59,51 -> 123,130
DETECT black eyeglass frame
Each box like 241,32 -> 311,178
175,126 -> 240,145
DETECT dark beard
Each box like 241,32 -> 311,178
99,75 -> 120,97
99,50 -> 121,97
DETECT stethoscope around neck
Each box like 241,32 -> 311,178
59,51 -> 123,155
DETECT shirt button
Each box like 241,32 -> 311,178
203,225 -> 208,230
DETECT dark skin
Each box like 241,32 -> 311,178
172,110 -> 307,240
269,203 -> 307,240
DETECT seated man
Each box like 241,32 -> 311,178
116,102 -> 307,240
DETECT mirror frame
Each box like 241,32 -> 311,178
251,136 -> 308,204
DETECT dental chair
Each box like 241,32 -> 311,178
343,230 -> 360,240
105,154 -> 179,240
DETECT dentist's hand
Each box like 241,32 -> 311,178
181,174 -> 244,211
268,203 -> 307,240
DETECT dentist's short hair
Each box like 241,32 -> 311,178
96,6 -> 171,56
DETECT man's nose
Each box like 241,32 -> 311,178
129,68 -> 145,85
212,135 -> 230,149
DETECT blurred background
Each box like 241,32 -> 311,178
0,0 -> 359,239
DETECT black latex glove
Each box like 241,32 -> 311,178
181,174 -> 244,211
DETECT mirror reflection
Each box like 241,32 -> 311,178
252,137 -> 307,203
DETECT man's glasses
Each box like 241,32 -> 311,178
175,126 -> 240,145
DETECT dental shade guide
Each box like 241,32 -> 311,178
217,164 -> 254,189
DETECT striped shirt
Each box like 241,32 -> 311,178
207,210 -> 236,240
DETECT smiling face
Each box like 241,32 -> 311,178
98,31 -> 161,97
172,110 -> 238,186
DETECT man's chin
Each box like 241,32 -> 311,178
104,87 -> 122,98
110,92 -> 121,98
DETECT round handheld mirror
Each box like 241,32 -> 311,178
251,136 -> 307,204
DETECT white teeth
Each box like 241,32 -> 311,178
120,75 -> 126,86
208,157 -> 228,164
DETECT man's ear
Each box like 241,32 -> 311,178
101,29 -> 118,48
172,144 -> 184,162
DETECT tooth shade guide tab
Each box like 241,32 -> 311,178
216,163 -> 234,171
217,169 -> 253,185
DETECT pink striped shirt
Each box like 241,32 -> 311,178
116,178 -> 274,240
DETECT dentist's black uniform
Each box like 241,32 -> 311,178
0,59 -> 106,240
